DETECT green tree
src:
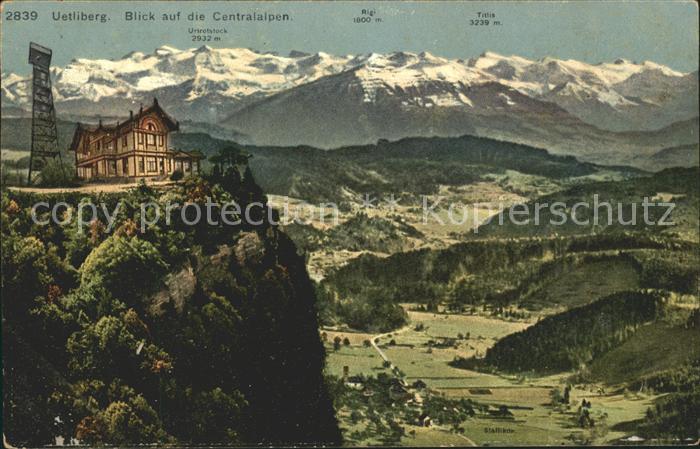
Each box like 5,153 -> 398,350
39,159 -> 75,187
80,235 -> 169,305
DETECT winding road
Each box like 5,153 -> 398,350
370,325 -> 411,371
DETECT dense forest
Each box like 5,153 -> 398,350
1,162 -> 341,446
320,232 -> 696,316
632,317 -> 700,440
469,291 -> 667,373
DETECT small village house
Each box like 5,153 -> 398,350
345,375 -> 365,390
411,379 -> 428,390
70,98 -> 201,180
418,413 -> 432,427
388,382 -> 412,402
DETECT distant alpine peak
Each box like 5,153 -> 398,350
155,45 -> 179,55
194,45 -> 214,53
288,50 -> 310,58
640,60 -> 684,76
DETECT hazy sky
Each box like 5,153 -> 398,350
1,1 -> 698,75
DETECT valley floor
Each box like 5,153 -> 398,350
324,306 -> 665,446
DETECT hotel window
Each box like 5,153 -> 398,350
122,135 -> 127,148
147,124 -> 156,145
147,158 -> 157,172
138,132 -> 143,144
158,135 -> 164,146
139,158 -> 145,174
97,141 -> 101,151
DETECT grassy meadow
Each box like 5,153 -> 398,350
325,302 -> 673,446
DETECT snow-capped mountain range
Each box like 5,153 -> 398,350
2,46 -> 698,166
2,45 -> 697,127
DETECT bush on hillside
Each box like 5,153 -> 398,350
170,169 -> 184,181
39,159 -> 77,187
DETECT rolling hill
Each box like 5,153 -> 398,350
476,167 -> 700,241
479,290 -> 668,373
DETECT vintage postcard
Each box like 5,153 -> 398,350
1,1 -> 698,447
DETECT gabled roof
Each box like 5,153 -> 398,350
70,98 -> 179,152
133,98 -> 179,131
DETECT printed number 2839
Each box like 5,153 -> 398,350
6,11 -> 39,20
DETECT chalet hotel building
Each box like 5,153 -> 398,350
70,98 -> 201,180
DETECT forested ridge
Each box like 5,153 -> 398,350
170,132 -> 609,204
318,232 -> 696,328
476,166 -> 700,239
2,168 -> 341,445
476,290 -> 667,372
